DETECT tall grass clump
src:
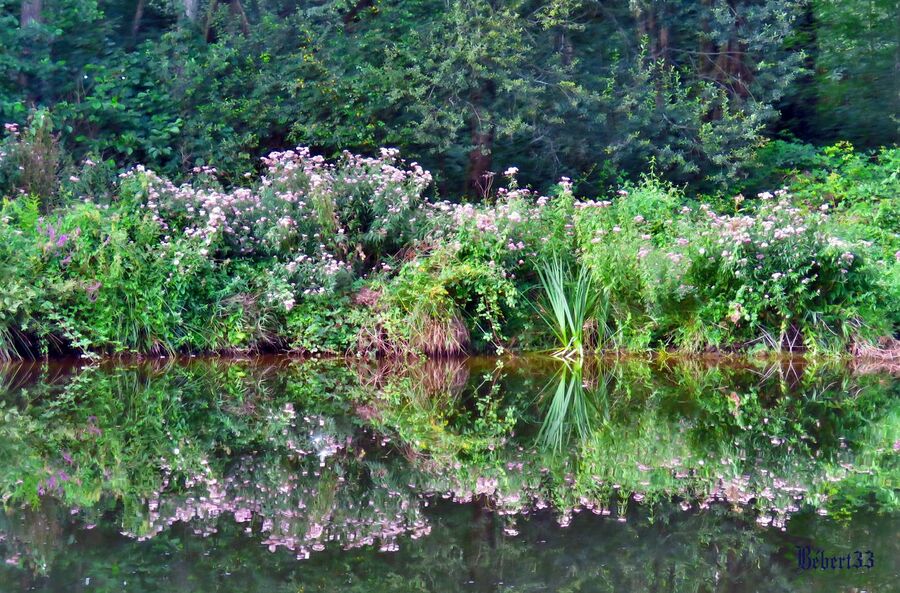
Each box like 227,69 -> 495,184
358,247 -> 518,357
536,258 -> 610,357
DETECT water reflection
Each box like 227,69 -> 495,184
0,356 -> 896,590
536,360 -> 611,451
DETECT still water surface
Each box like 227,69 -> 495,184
0,356 -> 896,592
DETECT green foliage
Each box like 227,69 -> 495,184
0,197 -> 291,356
0,110 -> 62,207
0,0 -> 817,192
285,297 -> 365,355
746,141 -> 899,207
803,0 -> 898,147
575,176 -> 685,348
742,141 -> 900,336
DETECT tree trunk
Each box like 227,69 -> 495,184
464,81 -> 496,199
19,0 -> 43,101
713,38 -> 752,99
658,23 -> 669,61
203,0 -> 250,41
131,0 -> 146,38
465,126 -> 494,199
202,0 -> 217,40
20,0 -> 41,26
633,3 -> 669,109
560,30 -> 574,67
632,2 -> 666,62
183,0 -> 200,22
228,0 -> 250,35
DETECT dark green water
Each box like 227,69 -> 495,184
0,356 -> 897,592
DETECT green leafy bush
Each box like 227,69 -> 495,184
371,247 -> 519,356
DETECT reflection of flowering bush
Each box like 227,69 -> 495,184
123,411 -> 430,559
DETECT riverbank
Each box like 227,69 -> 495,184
1,144 -> 896,361
5,349 -> 899,383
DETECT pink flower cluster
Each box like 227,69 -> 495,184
124,147 -> 433,295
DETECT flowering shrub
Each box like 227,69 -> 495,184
678,192 -> 889,351
377,170 -> 894,354
424,172 -> 574,275
574,179 -> 686,348
385,171 -> 579,353
126,148 -> 431,250
122,147 -> 432,296
575,182 -> 893,352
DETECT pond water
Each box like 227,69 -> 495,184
0,356 -> 896,592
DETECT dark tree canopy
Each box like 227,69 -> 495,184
0,0 -> 896,195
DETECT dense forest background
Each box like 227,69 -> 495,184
1,0 -> 897,196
